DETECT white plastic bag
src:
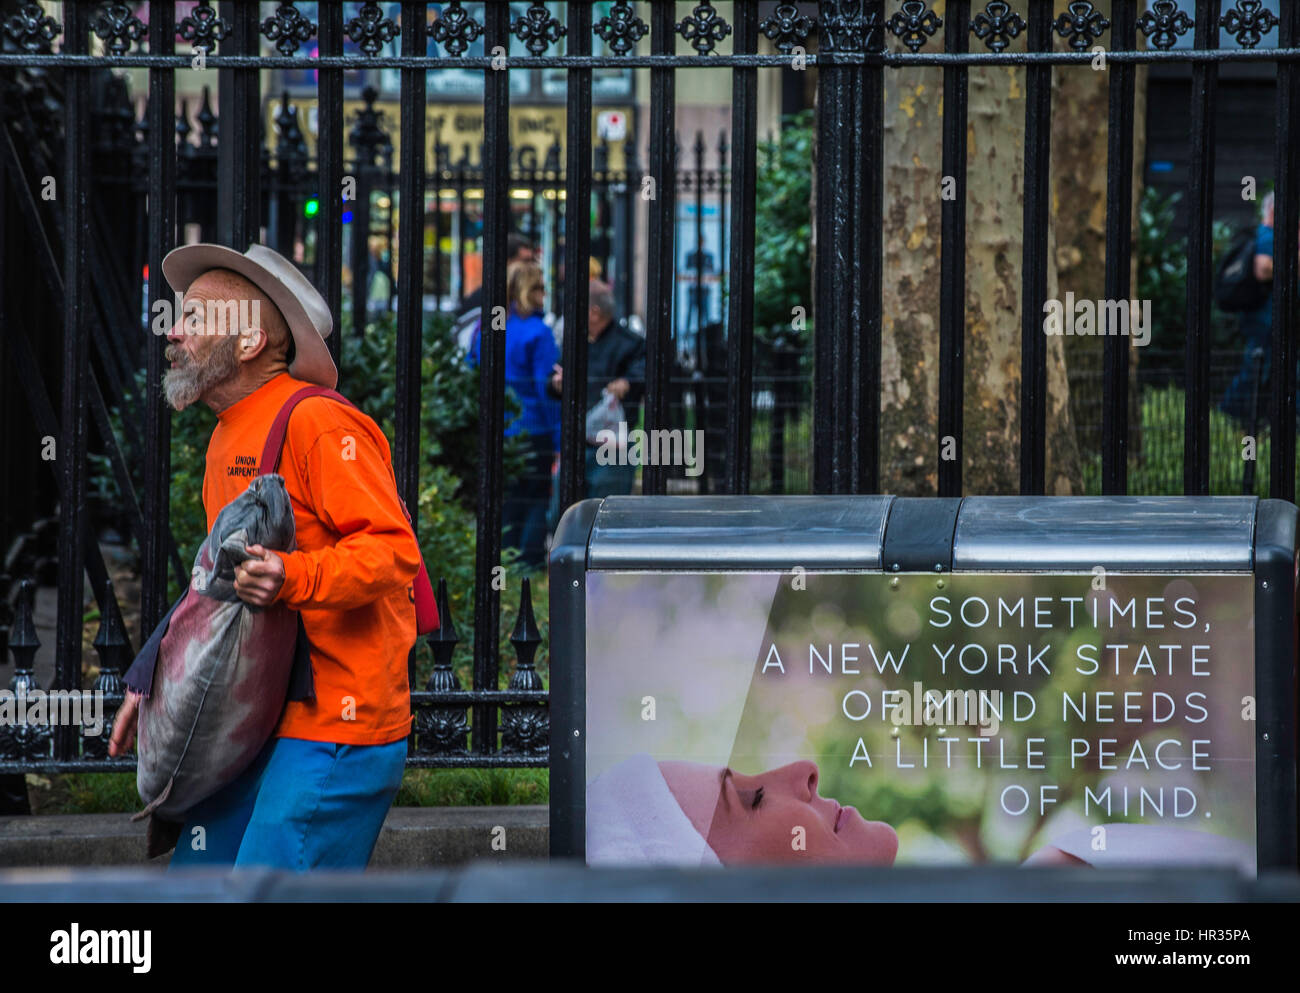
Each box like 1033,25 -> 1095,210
585,388 -> 625,445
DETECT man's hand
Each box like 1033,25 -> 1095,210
234,544 -> 286,607
107,689 -> 142,757
606,377 -> 630,400
549,364 -> 563,392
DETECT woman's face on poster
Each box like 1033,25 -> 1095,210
660,759 -> 898,865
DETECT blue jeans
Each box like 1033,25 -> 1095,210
166,735 -> 407,871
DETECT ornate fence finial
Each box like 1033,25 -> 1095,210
889,1 -> 943,54
196,86 -> 217,147
349,85 -> 392,167
94,2 -> 146,56
512,2 -> 566,57
594,0 -> 648,56
0,580 -> 50,761
262,2 -> 317,57
501,578 -> 546,756
821,0 -> 883,54
1138,0 -> 1194,51
971,1 -> 1026,54
4,2 -> 61,55
346,1 -> 400,58
677,3 -> 732,56
1053,2 -> 1109,52
1221,1 -> 1278,50
416,578 -> 468,754
431,0 -> 482,57
759,3 -> 815,55
85,581 -> 128,760
176,0 -> 230,55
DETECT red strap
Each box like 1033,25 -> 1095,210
259,385 -> 354,476
258,384 -> 418,531
256,383 -> 439,634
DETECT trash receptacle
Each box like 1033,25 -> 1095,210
550,496 -> 1298,873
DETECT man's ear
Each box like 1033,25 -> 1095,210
238,327 -> 266,361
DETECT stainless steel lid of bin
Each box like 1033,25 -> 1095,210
586,495 -> 895,570
951,496 -> 1258,572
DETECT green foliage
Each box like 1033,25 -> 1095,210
753,110 -> 814,341
337,310 -> 525,509
1137,188 -> 1237,356
1079,383 -> 1294,496
393,768 -> 548,807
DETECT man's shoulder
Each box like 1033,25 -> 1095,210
609,323 -> 646,353
284,389 -> 388,455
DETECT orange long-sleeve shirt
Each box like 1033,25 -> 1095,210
202,372 -> 420,745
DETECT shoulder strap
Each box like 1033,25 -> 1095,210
259,385 -> 355,476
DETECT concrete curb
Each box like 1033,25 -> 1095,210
0,806 -> 549,868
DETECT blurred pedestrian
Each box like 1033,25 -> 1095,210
468,261 -> 559,569
547,280 -> 645,527
1220,192 -> 1299,427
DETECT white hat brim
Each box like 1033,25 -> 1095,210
161,243 -> 338,389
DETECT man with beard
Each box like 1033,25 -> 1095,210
109,244 -> 422,870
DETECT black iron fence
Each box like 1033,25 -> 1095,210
1,2 -> 1298,789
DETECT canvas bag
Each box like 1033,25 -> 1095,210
125,473 -> 301,828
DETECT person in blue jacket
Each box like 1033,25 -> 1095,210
467,260 -> 560,568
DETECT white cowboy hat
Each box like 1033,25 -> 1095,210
161,242 -> 337,389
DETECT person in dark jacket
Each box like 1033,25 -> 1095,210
468,260 -> 559,569
547,280 -> 646,518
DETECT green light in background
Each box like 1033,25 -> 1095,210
304,197 -> 320,217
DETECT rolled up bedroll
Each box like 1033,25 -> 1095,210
125,473 -> 300,827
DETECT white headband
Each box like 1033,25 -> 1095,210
586,753 -> 723,868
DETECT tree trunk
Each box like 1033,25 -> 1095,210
879,5 -> 1080,495
1050,1 -> 1148,483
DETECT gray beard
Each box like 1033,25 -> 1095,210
163,338 -> 240,410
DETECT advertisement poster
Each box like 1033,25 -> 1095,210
585,572 -> 1256,872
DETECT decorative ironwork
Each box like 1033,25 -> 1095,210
759,3 -> 815,55
176,0 -> 229,55
594,0 -> 648,56
677,3 -> 732,56
3,2 -> 60,55
512,2 -> 565,57
1138,0 -> 1193,51
822,0 -> 884,53
93,2 -> 146,56
1053,2 -> 1108,51
430,0 -> 482,57
346,1 -> 400,58
274,92 -> 309,177
0,581 -> 52,762
499,579 -> 548,756
1221,0 -> 1278,50
348,86 -> 392,166
889,1 -> 942,53
415,580 -> 469,755
83,581 -> 128,761
261,2 -> 317,57
970,2 -> 1025,54
195,86 -> 218,147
